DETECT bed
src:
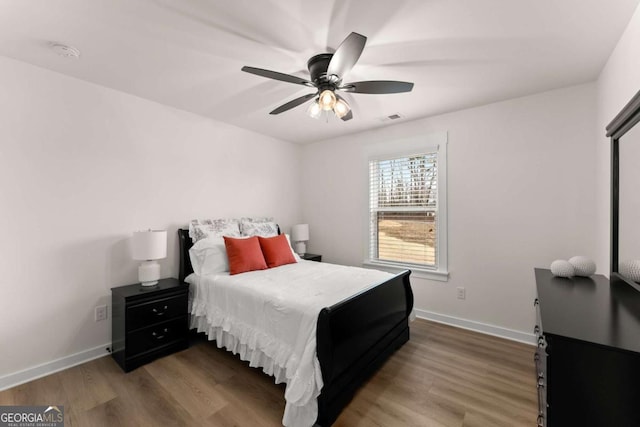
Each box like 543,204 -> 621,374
178,228 -> 413,426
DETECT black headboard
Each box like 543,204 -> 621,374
178,229 -> 194,284
178,225 -> 282,284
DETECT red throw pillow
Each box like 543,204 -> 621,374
258,235 -> 297,268
223,236 -> 268,275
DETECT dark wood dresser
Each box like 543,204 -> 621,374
111,278 -> 189,372
534,268 -> 640,427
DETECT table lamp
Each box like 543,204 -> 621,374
291,224 -> 309,255
132,230 -> 167,286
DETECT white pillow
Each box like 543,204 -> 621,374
189,236 -> 229,275
284,234 -> 301,262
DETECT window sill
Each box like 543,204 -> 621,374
362,260 -> 449,282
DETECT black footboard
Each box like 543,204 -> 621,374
315,269 -> 413,426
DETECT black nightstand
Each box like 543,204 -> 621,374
300,253 -> 322,262
111,278 -> 189,372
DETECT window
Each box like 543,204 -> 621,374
366,139 -> 448,280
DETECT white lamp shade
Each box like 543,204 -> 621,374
291,224 -> 309,242
132,230 -> 167,260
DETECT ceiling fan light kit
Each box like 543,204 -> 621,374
307,101 -> 323,119
306,95 -> 351,121
307,101 -> 322,119
319,90 -> 337,111
333,98 -> 350,119
241,32 -> 414,122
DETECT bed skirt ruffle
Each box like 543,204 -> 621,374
190,312 -> 321,427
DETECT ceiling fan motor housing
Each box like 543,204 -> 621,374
307,53 -> 336,85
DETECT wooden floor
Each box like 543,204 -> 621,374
0,319 -> 537,426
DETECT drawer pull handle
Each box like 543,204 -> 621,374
152,328 -> 168,340
152,305 -> 168,315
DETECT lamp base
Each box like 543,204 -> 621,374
140,280 -> 159,287
139,261 -> 160,287
294,241 -> 306,255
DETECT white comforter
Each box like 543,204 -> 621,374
186,260 -> 393,427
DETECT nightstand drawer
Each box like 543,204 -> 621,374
127,294 -> 188,331
127,316 -> 188,356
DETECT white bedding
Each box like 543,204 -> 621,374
186,260 -> 393,427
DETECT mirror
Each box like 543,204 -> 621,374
608,88 -> 640,290
619,122 -> 640,269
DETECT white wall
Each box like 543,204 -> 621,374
595,5 -> 640,274
0,56 -> 301,382
301,84 -> 596,338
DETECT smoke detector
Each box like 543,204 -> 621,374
51,43 -> 80,59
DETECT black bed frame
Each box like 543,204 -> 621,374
177,229 -> 413,426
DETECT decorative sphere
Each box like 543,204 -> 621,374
619,260 -> 640,282
568,256 -> 596,277
550,260 -> 575,278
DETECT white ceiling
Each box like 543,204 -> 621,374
0,0 -> 638,144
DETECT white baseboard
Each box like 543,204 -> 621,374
0,344 -> 110,392
414,309 -> 536,345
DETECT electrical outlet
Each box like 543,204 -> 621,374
456,287 -> 466,300
95,305 -> 107,321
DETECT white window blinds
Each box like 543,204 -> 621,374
369,152 -> 438,268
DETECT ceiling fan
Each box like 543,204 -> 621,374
241,32 -> 414,121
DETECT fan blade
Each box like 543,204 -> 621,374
326,32 -> 367,80
340,80 -> 414,94
242,66 -> 314,87
341,110 -> 353,121
270,93 -> 317,115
